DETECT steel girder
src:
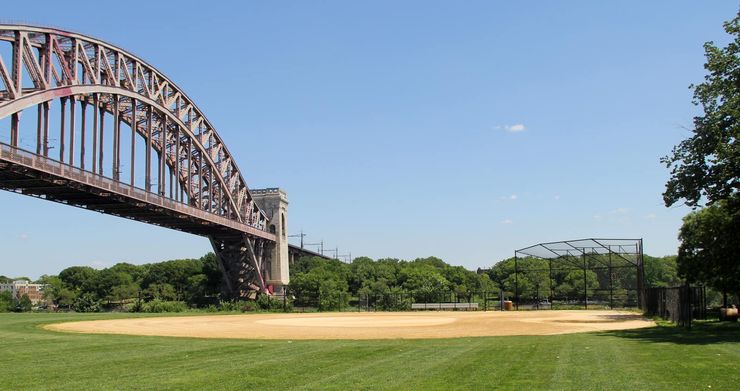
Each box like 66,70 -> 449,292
0,25 -> 268,230
0,25 -> 275,296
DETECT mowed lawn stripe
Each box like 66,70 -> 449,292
1,314 -> 739,390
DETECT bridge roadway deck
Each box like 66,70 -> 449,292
0,143 -> 275,241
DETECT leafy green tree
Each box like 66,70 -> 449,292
36,275 -> 76,308
73,292 -> 101,312
399,266 -> 450,302
107,263 -> 147,284
677,198 -> 740,307
199,253 -> 224,296
109,283 -> 139,303
142,259 -> 202,295
644,255 -> 682,288
143,283 -> 178,301
17,294 -> 32,312
59,266 -> 99,293
556,270 -> 599,299
290,266 -> 349,310
0,291 -> 13,312
96,269 -> 136,301
662,12 -> 740,208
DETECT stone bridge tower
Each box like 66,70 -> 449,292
251,188 -> 290,293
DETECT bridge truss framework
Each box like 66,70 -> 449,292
0,24 -> 289,297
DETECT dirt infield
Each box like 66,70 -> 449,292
46,310 -> 654,340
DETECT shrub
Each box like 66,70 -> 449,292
256,294 -> 289,311
139,300 -> 187,313
218,300 -> 257,312
73,293 -> 101,313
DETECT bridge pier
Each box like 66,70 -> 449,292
209,235 -> 271,299
209,188 -> 290,298
251,188 -> 290,294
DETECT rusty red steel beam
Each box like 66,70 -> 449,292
0,24 -> 268,232
0,142 -> 275,241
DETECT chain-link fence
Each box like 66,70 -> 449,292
274,289 -> 505,312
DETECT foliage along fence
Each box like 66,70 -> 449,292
270,287 -> 646,313
644,285 -> 706,328
513,287 -> 641,310
281,290 -> 507,312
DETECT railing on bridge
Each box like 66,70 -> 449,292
0,142 -> 272,239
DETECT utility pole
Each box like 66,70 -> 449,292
338,252 -> 352,263
304,240 -> 324,255
324,247 -> 339,259
288,230 -> 307,248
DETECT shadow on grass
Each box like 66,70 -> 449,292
597,320 -> 740,345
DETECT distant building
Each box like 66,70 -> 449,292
0,280 -> 47,305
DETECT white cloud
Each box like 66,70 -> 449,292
554,194 -> 561,201
510,194 -> 518,200
18,233 -> 28,241
496,124 -> 527,133
501,219 -> 513,224
645,213 -> 657,220
608,207 -> 629,215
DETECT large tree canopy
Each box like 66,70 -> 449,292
662,12 -> 740,208
676,198 -> 740,305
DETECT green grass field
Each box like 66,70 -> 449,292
1,313 -> 739,390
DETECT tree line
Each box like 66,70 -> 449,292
0,251 -> 688,313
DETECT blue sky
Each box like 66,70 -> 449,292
1,1 -> 737,278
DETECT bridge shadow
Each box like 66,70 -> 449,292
596,321 -> 740,345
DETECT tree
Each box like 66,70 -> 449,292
0,291 -> 13,312
290,265 -> 349,310
643,255 -> 682,288
59,266 -> 99,293
17,294 -> 32,312
73,292 -> 101,312
399,267 -> 450,302
676,198 -> 740,307
662,12 -> 740,208
109,283 -> 139,303
36,275 -> 77,308
143,283 -> 178,301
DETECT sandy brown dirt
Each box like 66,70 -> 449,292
46,310 -> 654,340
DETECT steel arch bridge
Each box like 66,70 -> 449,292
0,24 -> 288,298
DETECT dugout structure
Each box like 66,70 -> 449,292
514,238 -> 645,310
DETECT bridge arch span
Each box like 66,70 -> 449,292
0,24 -> 287,297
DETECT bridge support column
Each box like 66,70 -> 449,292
209,235 -> 269,299
251,188 -> 290,294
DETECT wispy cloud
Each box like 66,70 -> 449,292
496,123 -> 527,133
644,213 -> 657,220
554,194 -> 561,201
18,233 -> 28,241
593,207 -> 631,223
498,193 -> 519,201
501,219 -> 513,224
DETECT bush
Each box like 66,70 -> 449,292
139,300 -> 188,313
219,300 -> 251,312
73,293 -> 101,313
0,291 -> 13,312
256,294 -> 290,311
